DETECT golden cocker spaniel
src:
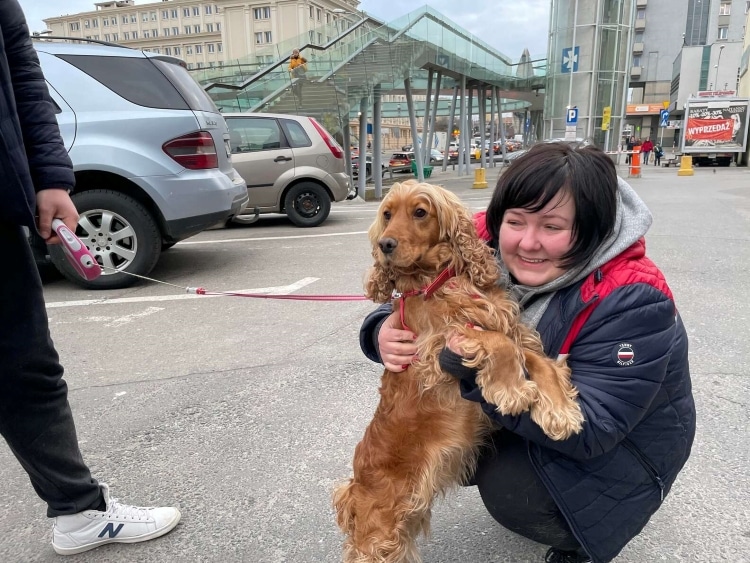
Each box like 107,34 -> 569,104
333,180 -> 584,563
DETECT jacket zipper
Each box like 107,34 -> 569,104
622,438 -> 665,501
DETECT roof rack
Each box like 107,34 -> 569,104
31,36 -> 132,49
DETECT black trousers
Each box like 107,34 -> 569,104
475,430 -> 582,552
0,223 -> 102,516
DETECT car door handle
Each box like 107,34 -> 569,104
274,155 -> 292,162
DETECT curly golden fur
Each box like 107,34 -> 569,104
333,181 -> 583,563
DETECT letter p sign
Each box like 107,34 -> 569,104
566,108 -> 579,125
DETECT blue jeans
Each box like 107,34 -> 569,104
0,223 -> 102,516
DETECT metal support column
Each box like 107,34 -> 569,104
373,85 -> 383,199
420,70 -> 434,168
443,84 -> 458,172
404,77 -> 424,182
358,96 -> 368,198
464,85 -> 473,172
497,88 -> 508,164
426,72 -> 442,166
458,76 -> 467,176
490,86 -> 497,168
479,87 -> 487,169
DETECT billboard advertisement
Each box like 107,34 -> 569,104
681,98 -> 750,153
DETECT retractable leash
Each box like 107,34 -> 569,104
52,219 -> 369,302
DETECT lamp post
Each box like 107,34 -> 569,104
714,44 -> 725,92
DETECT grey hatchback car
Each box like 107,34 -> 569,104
224,112 -> 351,227
33,39 -> 248,288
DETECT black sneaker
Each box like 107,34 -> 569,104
544,547 -> 592,563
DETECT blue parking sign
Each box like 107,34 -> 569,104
566,108 -> 578,125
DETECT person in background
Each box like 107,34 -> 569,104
288,48 -> 308,103
625,135 -> 635,164
360,143 -> 695,563
653,142 -> 664,166
0,0 -> 180,555
640,137 -> 654,165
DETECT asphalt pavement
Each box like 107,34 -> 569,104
0,161 -> 748,562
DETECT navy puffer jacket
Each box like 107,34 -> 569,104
0,0 -> 75,229
360,240 -> 695,563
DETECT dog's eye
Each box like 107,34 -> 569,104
414,208 -> 427,218
383,210 -> 391,221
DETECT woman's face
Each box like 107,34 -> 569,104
499,192 -> 576,287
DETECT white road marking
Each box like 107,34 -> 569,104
45,278 -> 320,309
87,306 -> 164,327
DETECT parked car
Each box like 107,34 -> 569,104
352,154 -> 387,180
389,151 -> 415,172
31,39 -> 248,289
225,112 -> 351,227
428,149 -> 444,163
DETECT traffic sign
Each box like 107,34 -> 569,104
561,47 -> 579,73
566,107 -> 579,125
660,109 -> 670,127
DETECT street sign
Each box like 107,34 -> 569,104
660,109 -> 670,127
561,47 -> 579,73
566,107 -> 579,125
662,100 -> 670,109
602,106 -> 611,131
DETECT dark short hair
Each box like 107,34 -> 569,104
485,142 -> 618,270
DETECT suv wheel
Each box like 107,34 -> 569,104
284,182 -> 331,227
48,190 -> 161,289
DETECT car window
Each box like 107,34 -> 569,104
152,58 -> 218,112
280,118 -> 312,148
56,54 -> 190,110
226,117 -> 285,153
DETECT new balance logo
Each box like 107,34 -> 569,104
98,523 -> 124,538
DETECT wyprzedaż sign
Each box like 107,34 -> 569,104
681,98 -> 750,153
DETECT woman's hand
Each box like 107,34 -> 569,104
378,311 -> 417,372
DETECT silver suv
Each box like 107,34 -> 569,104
224,112 -> 351,227
33,39 -> 248,289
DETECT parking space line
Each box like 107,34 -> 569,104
45,278 -> 320,309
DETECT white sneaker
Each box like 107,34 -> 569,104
51,483 -> 181,556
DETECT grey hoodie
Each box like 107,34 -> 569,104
501,177 -> 653,328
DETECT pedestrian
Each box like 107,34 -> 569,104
1,1 -> 180,555
625,135 -> 635,164
359,143 -> 695,563
288,48 -> 307,103
641,136 -> 654,165
654,142 -> 664,166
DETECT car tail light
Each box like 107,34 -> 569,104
309,117 -> 343,159
163,131 -> 219,169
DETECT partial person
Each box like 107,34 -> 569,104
0,0 -> 180,555
360,143 -> 695,563
288,48 -> 308,103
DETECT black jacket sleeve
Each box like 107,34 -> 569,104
459,284 -> 678,460
359,303 -> 393,363
2,0 -> 74,192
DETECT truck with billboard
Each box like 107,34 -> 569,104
680,96 -> 750,166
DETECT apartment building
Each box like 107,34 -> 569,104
43,0 -> 361,70
627,0 -> 749,142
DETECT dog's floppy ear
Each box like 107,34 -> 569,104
442,198 -> 500,289
364,196 -> 396,303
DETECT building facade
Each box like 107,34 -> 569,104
627,0 -> 748,146
43,0 -> 361,70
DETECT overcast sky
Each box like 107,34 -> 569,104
19,0 -> 550,60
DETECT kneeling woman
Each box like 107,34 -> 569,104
359,143 -> 696,563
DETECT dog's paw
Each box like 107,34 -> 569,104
530,398 -> 584,440
485,378 -> 537,416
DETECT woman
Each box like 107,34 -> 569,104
359,143 -> 695,563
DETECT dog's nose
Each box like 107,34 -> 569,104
378,237 -> 398,255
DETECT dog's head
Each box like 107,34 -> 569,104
365,180 -> 499,302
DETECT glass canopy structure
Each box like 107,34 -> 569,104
193,6 -> 548,190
